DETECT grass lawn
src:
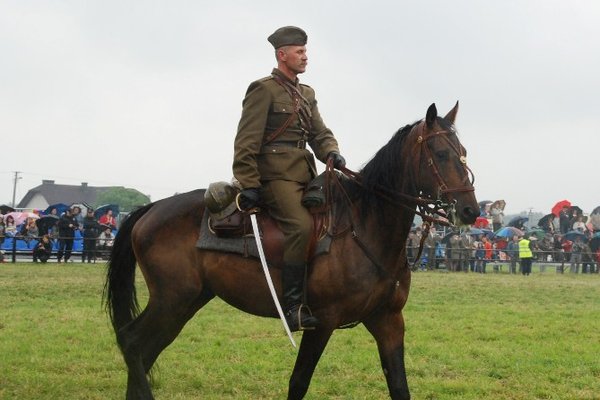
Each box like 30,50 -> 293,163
0,263 -> 598,399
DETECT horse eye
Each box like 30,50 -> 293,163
435,150 -> 449,160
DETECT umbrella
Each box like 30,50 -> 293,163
478,200 -> 493,215
3,211 -> 39,226
564,230 -> 588,243
525,228 -> 546,240
94,204 -> 120,220
507,216 -> 528,228
442,231 -> 461,244
470,228 -> 495,238
473,216 -> 489,228
568,206 -> 583,219
36,215 -> 59,235
0,204 -> 15,214
537,213 -> 556,230
490,200 -> 506,210
551,200 -> 571,217
44,203 -> 70,216
467,228 -> 485,236
494,226 -> 524,238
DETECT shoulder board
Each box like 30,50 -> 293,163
299,83 -> 312,89
258,75 -> 275,83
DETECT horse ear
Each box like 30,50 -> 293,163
425,103 -> 437,128
444,101 -> 459,124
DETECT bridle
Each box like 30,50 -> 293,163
411,121 -> 475,203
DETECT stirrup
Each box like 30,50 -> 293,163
292,304 -> 318,331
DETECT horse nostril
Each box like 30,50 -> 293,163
463,206 -> 479,221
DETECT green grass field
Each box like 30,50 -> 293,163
1,263 -> 599,399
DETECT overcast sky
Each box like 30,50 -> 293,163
1,0 -> 598,216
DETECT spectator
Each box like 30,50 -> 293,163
57,208 -> 77,263
519,236 -> 534,276
98,209 -> 117,229
423,226 -> 441,270
474,239 -> 484,273
98,227 -> 115,253
570,236 -> 585,274
446,232 -> 460,272
589,212 -> 600,233
559,206 -> 570,234
571,215 -> 586,233
406,227 -> 420,264
21,218 -> 39,245
71,206 -> 84,229
553,234 -> 565,272
482,236 -> 493,273
33,234 -> 52,263
0,219 -> 5,247
459,231 -> 473,272
490,205 -> 504,232
4,215 -> 17,237
82,209 -> 100,263
581,243 -> 594,273
506,235 -> 520,274
538,213 -> 556,234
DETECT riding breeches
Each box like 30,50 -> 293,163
261,180 -> 312,264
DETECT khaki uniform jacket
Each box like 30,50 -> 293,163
233,69 -> 340,189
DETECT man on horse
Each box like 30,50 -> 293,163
233,26 -> 346,332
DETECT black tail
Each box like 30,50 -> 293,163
103,203 -> 154,334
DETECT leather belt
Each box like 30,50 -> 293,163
266,140 -> 306,149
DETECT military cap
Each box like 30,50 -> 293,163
267,26 -> 307,48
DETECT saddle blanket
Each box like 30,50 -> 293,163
195,211 -> 332,262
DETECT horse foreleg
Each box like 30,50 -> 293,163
287,329 -> 333,400
364,311 -> 411,400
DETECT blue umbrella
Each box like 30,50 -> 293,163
94,204 -> 120,219
564,230 -> 588,243
468,228 -> 494,238
494,226 -> 524,238
44,203 -> 69,216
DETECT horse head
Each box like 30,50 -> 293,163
405,102 -> 479,226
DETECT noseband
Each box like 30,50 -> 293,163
412,121 -> 475,203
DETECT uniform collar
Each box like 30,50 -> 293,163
272,68 -> 299,86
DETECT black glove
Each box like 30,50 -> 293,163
328,152 -> 346,169
239,187 -> 261,211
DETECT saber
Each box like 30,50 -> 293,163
250,213 -> 297,348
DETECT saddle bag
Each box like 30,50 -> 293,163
204,182 -> 250,238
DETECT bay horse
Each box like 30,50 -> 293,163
104,102 -> 479,399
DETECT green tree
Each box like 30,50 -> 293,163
95,187 -> 150,212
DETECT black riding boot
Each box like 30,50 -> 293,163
282,262 -> 319,332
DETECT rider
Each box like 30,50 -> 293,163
233,26 -> 346,331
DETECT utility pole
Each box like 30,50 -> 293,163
11,171 -> 21,208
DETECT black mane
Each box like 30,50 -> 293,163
346,121 -> 418,223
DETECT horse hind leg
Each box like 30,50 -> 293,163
118,287 -> 215,400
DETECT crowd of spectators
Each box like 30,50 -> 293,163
407,200 -> 600,275
0,205 -> 117,263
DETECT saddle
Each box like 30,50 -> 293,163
200,174 -> 338,268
